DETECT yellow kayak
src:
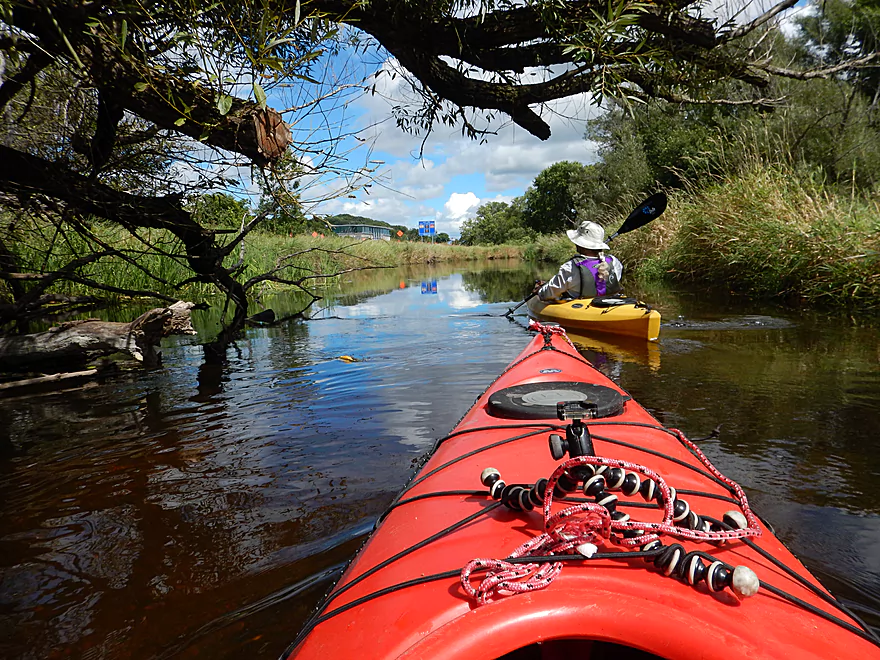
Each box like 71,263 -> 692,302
527,296 -> 661,341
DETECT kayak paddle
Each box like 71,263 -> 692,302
606,191 -> 667,242
505,281 -> 541,317
504,191 -> 667,317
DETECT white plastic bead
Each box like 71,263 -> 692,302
480,467 -> 500,486
731,565 -> 760,597
723,510 -> 749,530
576,542 -> 598,558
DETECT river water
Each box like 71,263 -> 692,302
1,260 -> 879,659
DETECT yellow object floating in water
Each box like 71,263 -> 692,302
338,355 -> 359,363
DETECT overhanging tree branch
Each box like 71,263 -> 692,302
761,53 -> 880,80
722,0 -> 800,42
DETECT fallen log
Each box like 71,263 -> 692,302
0,366 -> 112,398
0,301 -> 197,372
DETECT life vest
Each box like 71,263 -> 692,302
573,255 -> 621,297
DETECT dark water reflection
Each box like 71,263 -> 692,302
1,261 -> 879,658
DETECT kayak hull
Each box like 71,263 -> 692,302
527,297 -> 661,341
286,328 -> 879,660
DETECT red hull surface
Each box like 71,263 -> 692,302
285,325 -> 880,660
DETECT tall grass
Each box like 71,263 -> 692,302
8,226 -> 526,305
612,164 -> 880,308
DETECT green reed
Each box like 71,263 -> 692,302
612,164 -> 880,308
8,226 -> 526,305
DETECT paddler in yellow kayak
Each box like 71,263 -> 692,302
533,220 -> 624,302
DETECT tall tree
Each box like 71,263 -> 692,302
460,199 -> 530,245
522,161 -> 588,233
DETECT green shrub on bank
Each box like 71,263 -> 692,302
612,165 -> 880,308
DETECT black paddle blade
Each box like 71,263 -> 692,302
608,192 -> 667,240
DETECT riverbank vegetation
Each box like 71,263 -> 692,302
10,224 -> 522,303
460,0 -> 880,310
2,0 -> 874,344
526,164 -> 880,308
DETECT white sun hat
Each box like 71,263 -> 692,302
566,221 -> 610,250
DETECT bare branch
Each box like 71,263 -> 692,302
59,276 -> 180,303
723,0 -> 800,42
761,53 -> 880,80
0,50 -> 52,112
217,210 -> 271,259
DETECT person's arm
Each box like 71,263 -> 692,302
537,261 -> 575,302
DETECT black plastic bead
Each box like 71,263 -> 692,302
658,544 -> 683,577
673,499 -> 690,522
706,561 -> 729,592
595,491 -> 618,512
621,472 -> 641,496
571,465 -> 594,482
529,479 -> 548,507
641,539 -> 663,554
606,468 -> 626,489
658,486 -> 677,505
715,565 -> 732,589
639,479 -> 657,501
611,510 -> 630,523
583,474 -> 606,497
553,472 -> 579,498
490,479 -> 506,499
685,510 -> 703,530
686,555 -> 706,585
534,478 -> 548,500
517,487 -> 534,511
560,472 -> 579,491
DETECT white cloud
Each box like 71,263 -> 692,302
444,192 -> 480,218
437,192 -> 481,234
313,58 -> 605,237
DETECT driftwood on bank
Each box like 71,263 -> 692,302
0,301 -> 197,373
0,366 -> 115,399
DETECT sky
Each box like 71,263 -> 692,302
258,0 -> 809,240
307,65 -> 604,238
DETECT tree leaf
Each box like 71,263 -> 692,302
120,19 -> 128,50
297,73 -> 320,84
134,82 -> 148,92
216,93 -> 233,115
264,58 -> 286,73
294,0 -> 301,25
253,82 -> 267,109
174,117 -> 186,126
